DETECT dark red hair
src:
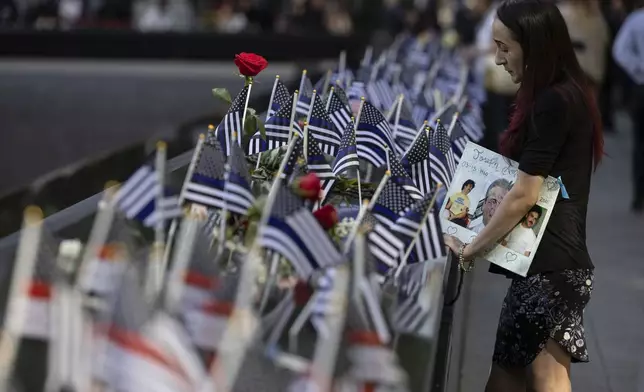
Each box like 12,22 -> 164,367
497,0 -> 603,169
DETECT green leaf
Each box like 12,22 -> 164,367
212,88 -> 232,104
244,114 -> 258,139
257,117 -> 266,139
246,107 -> 257,117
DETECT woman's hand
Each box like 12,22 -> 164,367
444,235 -> 464,255
444,235 -> 475,260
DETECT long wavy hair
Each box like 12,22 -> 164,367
496,0 -> 604,169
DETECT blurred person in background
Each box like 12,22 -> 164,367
460,0 -> 517,152
134,0 -> 195,32
0,0 -> 18,26
557,0 -> 609,109
210,0 -> 248,33
290,0 -> 327,34
95,0 -> 132,28
325,1 -> 353,36
612,0 -> 644,212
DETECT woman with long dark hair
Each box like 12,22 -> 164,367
444,1 -> 603,391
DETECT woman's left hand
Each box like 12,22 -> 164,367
443,234 -> 464,255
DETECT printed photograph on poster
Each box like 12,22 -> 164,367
439,142 -> 560,276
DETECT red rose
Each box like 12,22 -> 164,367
313,204 -> 338,230
293,280 -> 313,306
234,53 -> 268,77
295,173 -> 322,201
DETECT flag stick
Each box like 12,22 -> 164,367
147,140 -> 167,298
255,75 -> 281,172
0,206 -> 44,389
46,240 -> 87,392
321,69 -> 332,97
325,86 -> 334,112
392,94 -> 404,139
266,75 -> 280,122
306,90 -> 317,124
385,90 -> 400,122
164,212 -> 199,314
351,229 -> 369,326
362,46 -> 373,66
297,69 -> 307,103
349,102 -> 364,210
394,183 -> 442,279
161,133 -> 205,278
216,163 -> 231,261
447,111 -> 459,137
287,90 -> 300,143
339,50 -> 347,74
240,81 -> 253,147
75,181 -> 119,288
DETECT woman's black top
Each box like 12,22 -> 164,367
491,85 -> 595,277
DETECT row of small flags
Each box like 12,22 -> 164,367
4,31 -> 486,392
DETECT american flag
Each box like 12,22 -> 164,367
310,267 -> 336,337
78,215 -> 135,297
459,104 -> 485,142
98,269 -> 202,392
388,154 -> 423,200
366,78 -> 396,112
304,131 -> 336,200
332,120 -> 360,176
180,221 -> 220,313
20,227 -> 59,341
449,118 -> 471,164
327,88 -> 352,134
411,88 -> 436,127
248,94 -> 302,155
268,79 -> 291,118
258,185 -> 340,277
367,210 -> 406,276
113,164 -> 182,228
356,101 -> 396,168
347,80 -> 367,105
391,96 -> 418,154
224,140 -> 254,216
331,82 -> 351,108
371,180 -> 415,227
296,74 -> 314,117
215,85 -> 249,157
278,136 -> 304,182
401,127 -> 432,195
390,189 -> 446,263
182,139 -> 227,210
429,121 -> 456,188
393,283 -> 429,334
307,93 -> 342,156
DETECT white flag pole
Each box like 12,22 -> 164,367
161,133 -> 205,277
0,206 -> 44,389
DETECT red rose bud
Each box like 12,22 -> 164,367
234,52 -> 268,77
296,173 -> 322,201
313,204 -> 338,230
293,280 -> 313,306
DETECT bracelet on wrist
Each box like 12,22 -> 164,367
458,243 -> 474,272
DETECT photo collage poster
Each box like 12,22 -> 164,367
439,142 -> 560,276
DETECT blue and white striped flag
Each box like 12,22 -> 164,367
114,164 -> 181,227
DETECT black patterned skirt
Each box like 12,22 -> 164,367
492,269 -> 594,368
